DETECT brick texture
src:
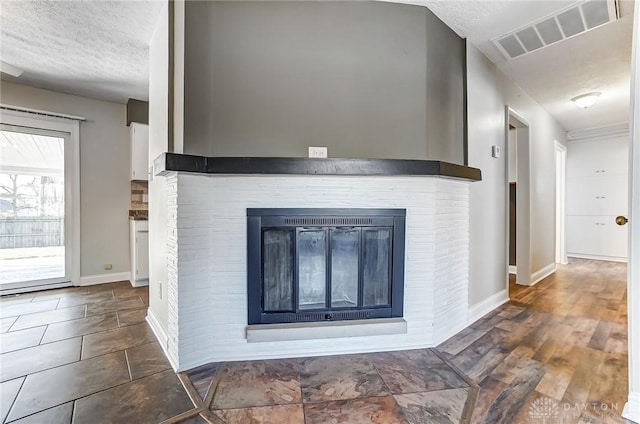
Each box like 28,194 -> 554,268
165,174 -> 470,370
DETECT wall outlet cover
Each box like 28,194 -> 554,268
308,146 -> 328,158
492,145 -> 501,158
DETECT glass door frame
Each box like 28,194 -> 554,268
0,109 -> 80,294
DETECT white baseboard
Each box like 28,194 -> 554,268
508,265 -> 517,275
529,263 -> 557,286
468,289 -> 509,324
130,279 -> 149,288
567,253 -> 628,263
146,308 -> 178,371
80,272 -> 132,286
623,392 -> 640,423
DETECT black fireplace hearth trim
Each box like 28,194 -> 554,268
154,153 -> 481,181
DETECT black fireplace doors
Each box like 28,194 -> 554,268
247,208 -> 405,325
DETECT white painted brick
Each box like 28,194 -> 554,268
165,173 -> 471,368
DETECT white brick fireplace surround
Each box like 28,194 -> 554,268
155,170 -> 475,371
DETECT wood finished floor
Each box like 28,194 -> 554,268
0,258 -> 630,423
437,258 -> 629,424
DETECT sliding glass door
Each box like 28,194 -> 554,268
0,124 -> 74,293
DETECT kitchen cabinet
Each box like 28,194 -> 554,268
130,122 -> 149,181
130,220 -> 149,286
566,137 -> 628,261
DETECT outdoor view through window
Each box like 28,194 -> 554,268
0,128 -> 66,287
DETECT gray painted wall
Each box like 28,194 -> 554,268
425,12 -> 465,163
184,1 -> 464,163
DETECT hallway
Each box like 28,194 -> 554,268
437,258 -> 629,423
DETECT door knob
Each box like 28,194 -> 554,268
615,216 -> 628,226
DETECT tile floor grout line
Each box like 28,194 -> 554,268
124,349 -> 133,382
6,314 -> 146,350
14,368 -> 180,422
71,399 -> 77,424
158,407 -> 203,424
79,334 -> 85,362
432,347 -> 493,424
296,357 -> 307,424
3,376 -> 27,424
366,354 -> 396,399
0,299 -> 60,319
5,305 -> 88,332
203,364 -> 226,410
71,368 -> 176,401
37,324 -> 47,346
1,317 -> 18,333
5,402 -> 73,424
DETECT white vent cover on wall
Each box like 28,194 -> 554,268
492,0 -> 620,60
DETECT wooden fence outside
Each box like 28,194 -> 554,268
0,217 -> 64,249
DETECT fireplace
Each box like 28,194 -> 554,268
247,208 -> 406,325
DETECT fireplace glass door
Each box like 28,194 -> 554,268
330,228 -> 359,308
260,227 -> 393,312
298,229 -> 327,310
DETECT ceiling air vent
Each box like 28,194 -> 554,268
492,0 -> 620,60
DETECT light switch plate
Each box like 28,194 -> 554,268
492,145 -> 501,158
308,147 -> 328,158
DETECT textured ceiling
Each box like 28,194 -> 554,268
405,0 -> 634,132
0,0 -> 163,104
0,0 -> 633,131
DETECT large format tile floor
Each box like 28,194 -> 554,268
0,258 -> 629,423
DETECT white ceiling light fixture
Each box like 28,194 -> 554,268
572,92 -> 601,108
0,61 -> 23,77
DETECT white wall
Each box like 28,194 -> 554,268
466,45 -> 508,307
623,1 -> 640,420
498,73 -> 568,276
0,81 -> 130,280
147,1 -> 171,337
467,43 -> 567,306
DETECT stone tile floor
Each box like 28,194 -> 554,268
184,350 -> 475,424
0,281 -> 196,424
0,258 -> 631,423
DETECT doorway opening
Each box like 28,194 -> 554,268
0,109 -> 80,295
508,124 -> 517,276
555,141 -> 568,265
506,108 -> 532,288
